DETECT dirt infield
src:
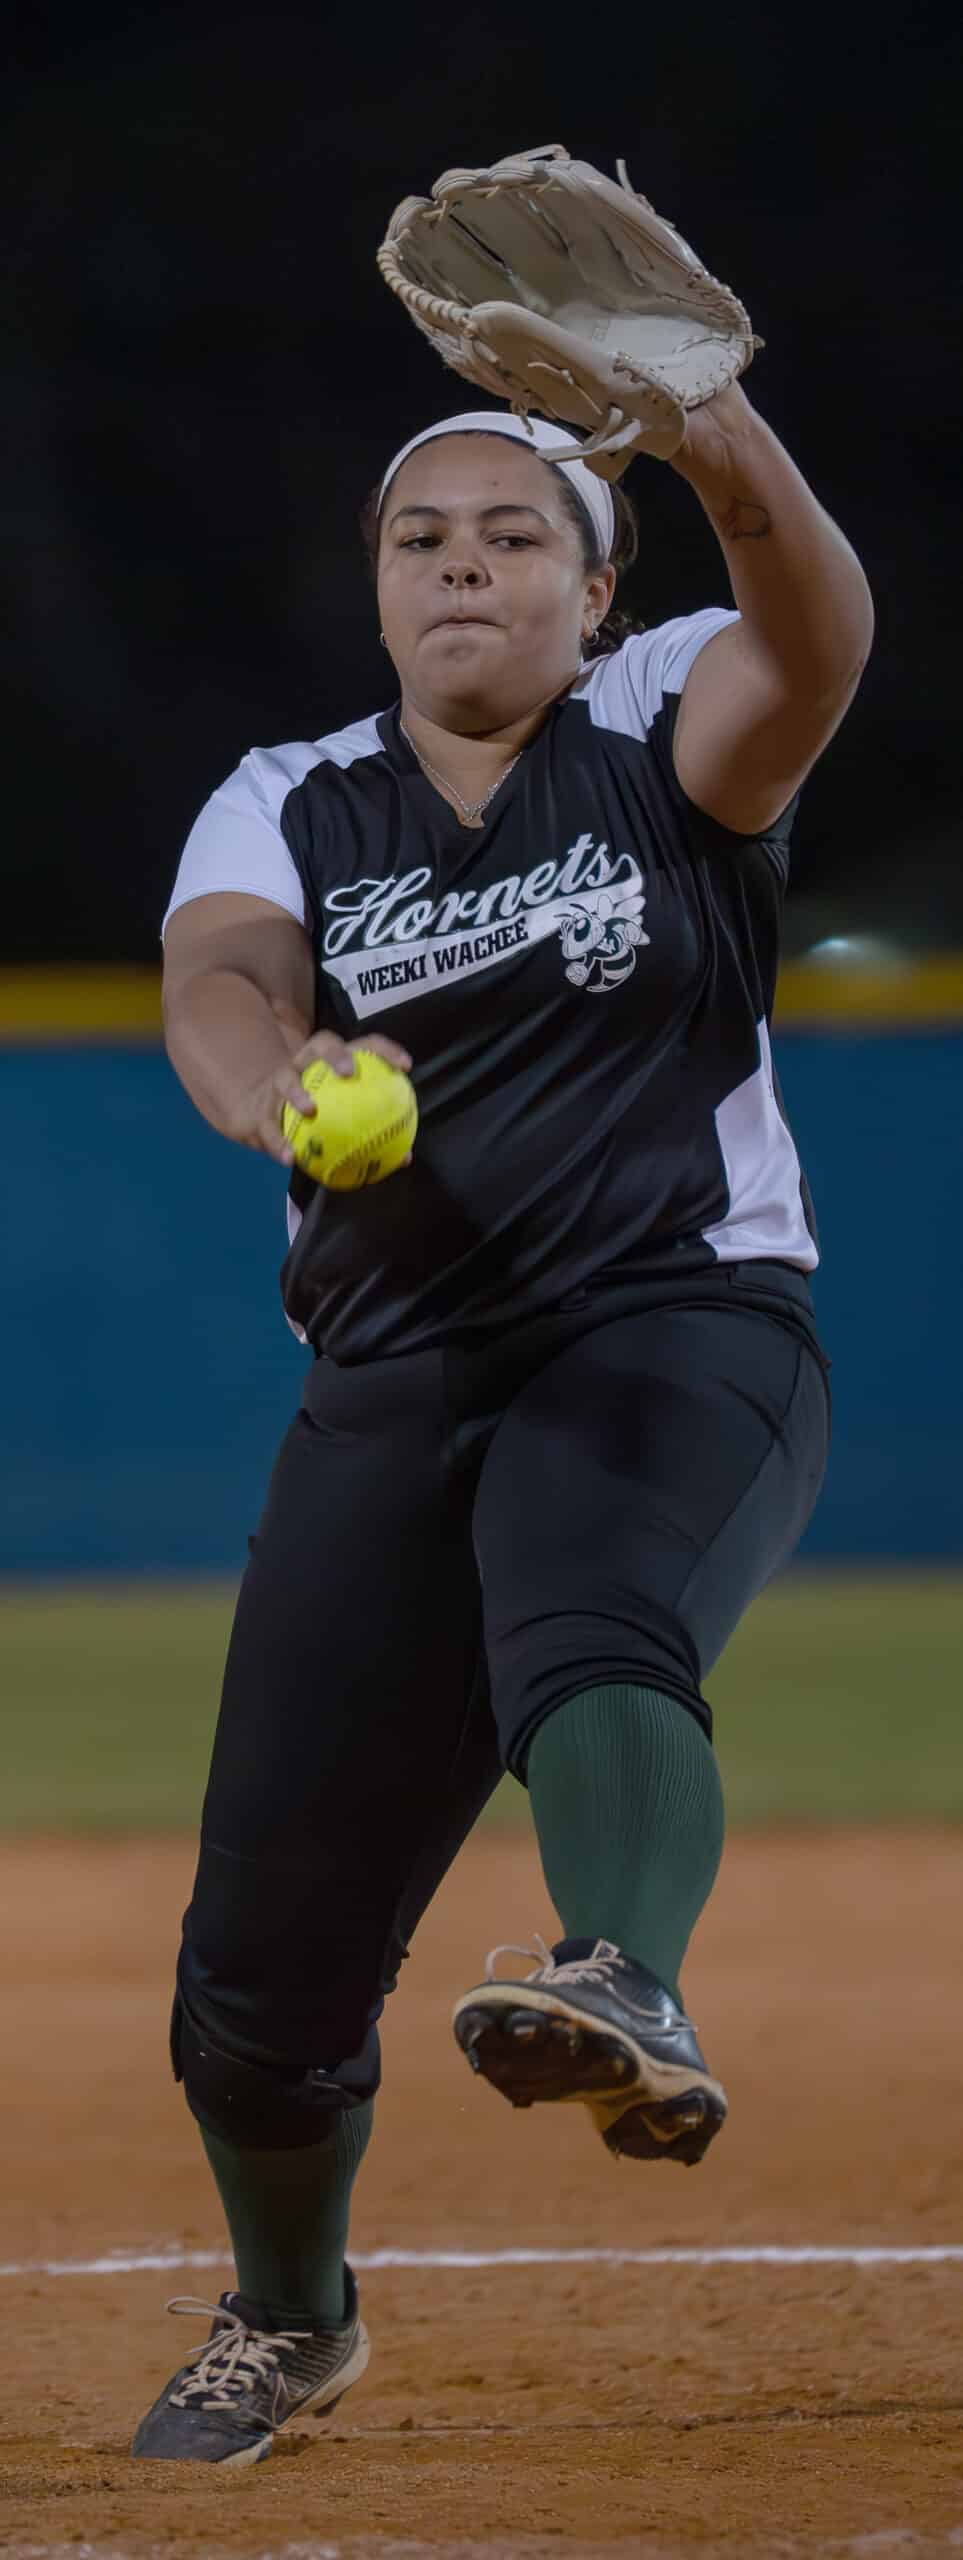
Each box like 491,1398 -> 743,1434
1,1827 -> 961,2559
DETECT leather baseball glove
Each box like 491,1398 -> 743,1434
377,144 -> 759,479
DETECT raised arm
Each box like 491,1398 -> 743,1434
668,384 -> 875,836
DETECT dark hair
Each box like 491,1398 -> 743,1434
359,433 -> 646,658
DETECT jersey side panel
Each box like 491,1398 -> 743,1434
580,624 -> 815,1271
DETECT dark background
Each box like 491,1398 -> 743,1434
9,2 -> 961,964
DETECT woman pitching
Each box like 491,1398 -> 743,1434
133,386 -> 872,2464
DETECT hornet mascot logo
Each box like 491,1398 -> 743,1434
555,874 -> 650,994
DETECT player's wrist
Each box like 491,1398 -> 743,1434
668,383 -> 759,486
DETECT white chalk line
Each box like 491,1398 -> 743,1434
3,2242 -> 962,2278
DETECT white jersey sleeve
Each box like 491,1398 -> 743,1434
162,743 -> 318,939
579,608 -> 740,744
578,608 -> 795,877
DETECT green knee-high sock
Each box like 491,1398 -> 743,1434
201,2099 -> 373,2327
527,1686 -> 724,2007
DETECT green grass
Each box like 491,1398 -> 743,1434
1,1572 -> 961,1832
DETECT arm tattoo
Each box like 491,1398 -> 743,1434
714,497 -> 772,541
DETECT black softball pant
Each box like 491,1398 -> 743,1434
178,1264 -> 830,2109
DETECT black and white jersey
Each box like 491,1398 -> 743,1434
166,608 -> 818,1361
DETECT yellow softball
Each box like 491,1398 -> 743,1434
281,1049 -> 418,1190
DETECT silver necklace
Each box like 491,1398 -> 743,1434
400,720 -> 522,824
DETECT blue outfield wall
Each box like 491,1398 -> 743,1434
1,1033 -> 960,1570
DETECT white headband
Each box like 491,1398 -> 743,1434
378,409 -> 616,561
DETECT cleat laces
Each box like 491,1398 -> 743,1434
483,1934 -> 627,1990
482,1935 -> 684,2027
483,1932 -> 556,1981
163,2297 -> 311,2410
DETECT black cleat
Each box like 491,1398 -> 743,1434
131,2267 -> 370,2466
453,1936 -> 727,2166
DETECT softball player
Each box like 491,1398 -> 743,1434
133,393 -> 872,2464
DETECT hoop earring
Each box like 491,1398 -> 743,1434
380,631 -> 388,648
